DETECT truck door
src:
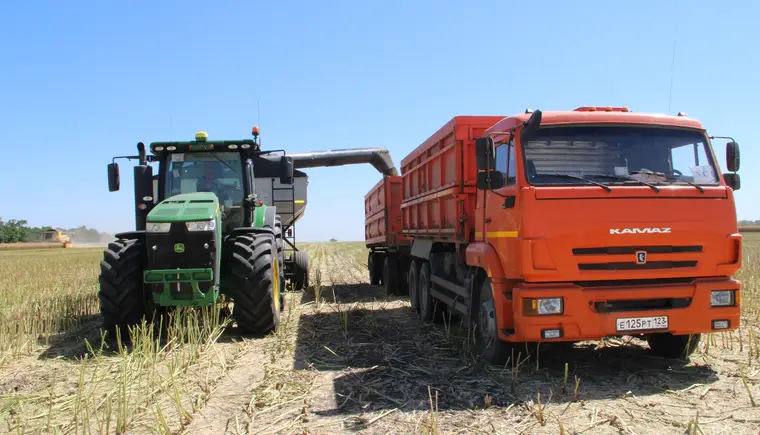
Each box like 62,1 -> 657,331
484,139 -> 520,270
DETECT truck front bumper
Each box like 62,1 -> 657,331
143,268 -> 218,307
500,276 -> 740,342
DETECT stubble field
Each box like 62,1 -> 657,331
0,238 -> 759,434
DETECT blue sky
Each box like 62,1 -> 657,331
1,1 -> 758,241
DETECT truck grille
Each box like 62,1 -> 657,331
572,245 -> 702,255
578,260 -> 697,271
594,297 -> 692,313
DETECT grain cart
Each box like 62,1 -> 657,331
366,108 -> 742,364
102,128 -> 396,335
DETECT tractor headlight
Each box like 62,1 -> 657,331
186,220 -> 216,232
146,222 -> 171,233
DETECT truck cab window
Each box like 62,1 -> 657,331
495,142 -> 517,185
495,144 -> 508,174
671,142 -> 717,183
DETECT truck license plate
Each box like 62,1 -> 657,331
616,316 -> 668,332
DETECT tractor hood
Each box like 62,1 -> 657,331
147,192 -> 219,222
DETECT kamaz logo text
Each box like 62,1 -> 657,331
610,228 -> 671,235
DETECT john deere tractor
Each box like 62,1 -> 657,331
100,128 -> 396,335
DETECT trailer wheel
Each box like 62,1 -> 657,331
292,250 -> 309,291
383,254 -> 402,296
227,233 -> 281,334
473,276 -> 513,365
647,333 -> 701,359
98,238 -> 151,338
408,260 -> 419,313
417,262 -> 443,322
368,252 -> 381,286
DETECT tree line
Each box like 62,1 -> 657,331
739,220 -> 760,227
0,218 -> 106,244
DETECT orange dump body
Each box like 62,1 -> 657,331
364,175 -> 407,248
400,116 -> 505,242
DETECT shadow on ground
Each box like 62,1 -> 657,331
300,283 -> 406,304
293,294 -> 720,416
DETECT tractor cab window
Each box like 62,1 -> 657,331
165,152 -> 244,207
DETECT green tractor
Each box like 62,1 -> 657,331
100,128 -> 396,336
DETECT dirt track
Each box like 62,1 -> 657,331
1,242 -> 759,434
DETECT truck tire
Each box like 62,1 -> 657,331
292,250 -> 309,291
368,252 -> 381,285
647,333 -> 701,359
417,262 -> 443,322
98,238 -> 150,338
383,254 -> 401,296
408,260 -> 419,313
396,256 -> 410,296
227,233 -> 281,334
473,276 -> 513,365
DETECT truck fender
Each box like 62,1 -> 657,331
465,242 -> 505,279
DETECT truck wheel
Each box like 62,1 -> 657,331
396,256 -> 410,296
408,260 -> 419,313
417,262 -> 443,322
368,252 -> 381,285
227,234 -> 281,334
383,254 -> 401,296
473,276 -> 513,365
647,333 -> 701,359
98,238 -> 151,338
292,250 -> 309,291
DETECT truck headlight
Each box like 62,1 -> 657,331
186,220 -> 216,232
710,290 -> 736,307
146,222 -> 171,233
523,297 -> 564,315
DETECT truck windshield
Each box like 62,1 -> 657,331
164,152 -> 244,206
522,126 -> 721,187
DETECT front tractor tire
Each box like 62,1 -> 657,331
226,234 -> 282,334
98,238 -> 152,338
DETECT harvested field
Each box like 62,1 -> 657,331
0,239 -> 759,434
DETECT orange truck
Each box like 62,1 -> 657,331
365,107 -> 742,364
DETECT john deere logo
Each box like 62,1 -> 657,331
174,243 -> 185,253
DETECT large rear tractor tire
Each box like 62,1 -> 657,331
291,250 -> 309,291
226,234 -> 282,334
647,333 -> 701,360
98,238 -> 151,339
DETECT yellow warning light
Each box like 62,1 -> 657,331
195,131 -> 209,142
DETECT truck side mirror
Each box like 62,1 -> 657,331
520,109 -> 543,143
476,171 -> 505,190
726,141 -> 740,172
724,173 -> 741,191
475,137 -> 495,171
280,156 -> 294,185
108,163 -> 120,192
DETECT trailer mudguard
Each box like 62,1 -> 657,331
465,242 -> 506,279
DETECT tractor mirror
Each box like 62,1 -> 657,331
476,170 -> 505,190
726,141 -> 740,172
108,163 -> 120,192
475,137 -> 495,171
280,156 -> 294,185
724,173 -> 741,191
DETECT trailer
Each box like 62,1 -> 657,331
366,107 -> 743,364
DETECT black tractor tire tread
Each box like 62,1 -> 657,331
97,238 -> 148,337
292,250 -> 309,291
227,234 -> 280,334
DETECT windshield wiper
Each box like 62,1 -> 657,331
534,173 -> 612,192
630,170 -> 704,193
586,174 -> 660,193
